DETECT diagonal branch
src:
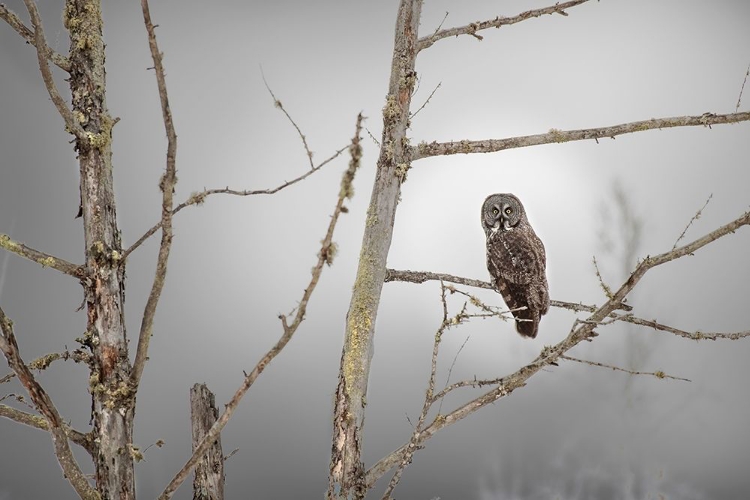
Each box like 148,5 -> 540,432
130,0 -> 179,390
367,210 -> 750,487
559,355 -> 690,382
21,0 -> 85,141
417,0 -> 592,52
157,113 -> 364,500
0,4 -> 70,71
411,111 -> 750,161
0,234 -> 85,278
121,145 -> 347,262
0,306 -> 99,499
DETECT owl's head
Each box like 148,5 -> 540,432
481,193 -> 526,237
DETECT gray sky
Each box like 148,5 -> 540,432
1,1 -> 750,499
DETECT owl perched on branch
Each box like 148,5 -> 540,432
482,193 -> 549,338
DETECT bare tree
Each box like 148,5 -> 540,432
1,1 -> 749,499
327,1 -> 750,497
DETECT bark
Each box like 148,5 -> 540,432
65,0 -> 135,497
328,1 -> 421,497
190,384 -> 225,500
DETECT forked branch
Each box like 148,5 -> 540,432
131,0 -> 179,389
417,0 -> 592,52
0,4 -> 70,71
412,111 -> 750,161
0,306 -> 98,499
157,113 -> 364,500
367,210 -> 750,487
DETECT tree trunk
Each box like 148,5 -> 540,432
190,384 -> 225,500
328,1 -> 422,497
65,0 -> 136,497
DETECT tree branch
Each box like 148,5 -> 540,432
559,355 -> 690,382
417,0 -> 592,52
21,0 -> 85,141
367,210 -> 750,487
121,145 -> 347,262
0,404 -> 95,454
158,113 -> 363,500
0,234 -> 85,278
0,3 -> 70,71
130,0 -> 178,390
0,306 -> 99,499
411,111 -> 750,161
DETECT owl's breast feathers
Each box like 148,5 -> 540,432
486,226 -> 549,338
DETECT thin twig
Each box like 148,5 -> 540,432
121,144 -> 348,262
131,0 -> 179,390
437,335 -> 470,415
365,127 -> 381,147
367,210 -> 750,487
382,282 -> 451,498
0,4 -> 70,71
0,306 -> 98,498
411,111 -> 750,161
0,404 -> 94,454
609,313 -> 750,341
260,67 -> 315,170
592,256 -> 614,299
21,0 -> 85,141
560,355 -> 690,382
672,193 -> 712,250
157,113 -> 364,500
736,62 -> 750,112
410,82 -> 442,119
417,0 -> 591,52
0,234 -> 84,278
431,11 -> 449,36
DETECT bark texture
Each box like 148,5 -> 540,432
191,384 -> 225,500
65,0 -> 135,497
328,1 -> 422,497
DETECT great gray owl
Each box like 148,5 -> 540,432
482,193 -> 549,338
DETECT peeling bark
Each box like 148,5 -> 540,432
190,384 -> 225,500
65,0 -> 135,497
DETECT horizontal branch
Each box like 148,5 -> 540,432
368,210 -> 750,486
418,0 -> 591,52
385,268 -> 630,313
411,111 -> 750,161
121,145 -> 348,262
0,404 -> 94,454
0,4 -> 70,71
0,234 -> 84,278
559,355 -> 691,382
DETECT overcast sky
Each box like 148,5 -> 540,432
1,1 -> 750,499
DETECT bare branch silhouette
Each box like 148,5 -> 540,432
673,193 -> 713,249
0,4 -> 70,71
559,355 -> 691,382
131,0 -> 179,390
412,111 -> 750,161
367,210 -> 750,487
0,234 -> 84,278
158,113 -> 364,500
417,0 -> 592,52
0,306 -> 98,499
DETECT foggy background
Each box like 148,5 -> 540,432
1,1 -> 749,498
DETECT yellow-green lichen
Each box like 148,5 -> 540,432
39,256 -> 56,268
548,128 -> 568,143
0,234 -> 19,251
395,162 -> 410,182
382,94 -> 401,120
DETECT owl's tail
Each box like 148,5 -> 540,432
497,281 -> 540,338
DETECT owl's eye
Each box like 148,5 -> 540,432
492,207 -> 499,215
504,207 -> 513,215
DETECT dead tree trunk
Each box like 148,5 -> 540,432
65,0 -> 135,497
328,1 -> 422,497
190,384 -> 225,500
